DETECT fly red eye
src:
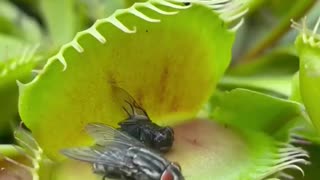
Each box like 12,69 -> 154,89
161,170 -> 174,180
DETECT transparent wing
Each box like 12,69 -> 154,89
61,147 -> 102,163
85,123 -> 145,148
61,146 -> 128,166
111,85 -> 150,119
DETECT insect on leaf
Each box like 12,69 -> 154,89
19,0 -> 246,160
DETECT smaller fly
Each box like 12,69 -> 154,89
112,86 -> 174,153
61,123 -> 184,180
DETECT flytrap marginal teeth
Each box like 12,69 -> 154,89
0,44 -> 40,79
128,6 -> 161,22
105,16 -> 137,33
185,0 -> 248,31
22,0 -> 246,86
0,128 -> 43,180
87,26 -> 107,44
292,16 -> 320,48
258,140 -> 309,179
144,2 -> 178,15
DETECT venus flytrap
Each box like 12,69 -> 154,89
0,127 -> 44,180
207,88 -> 311,179
292,17 -> 320,134
19,0 -> 245,160
11,0 -> 311,179
0,45 -> 41,137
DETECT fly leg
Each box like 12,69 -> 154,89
122,100 -> 135,117
102,174 -> 114,180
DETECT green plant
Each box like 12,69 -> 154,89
1,0 -> 320,179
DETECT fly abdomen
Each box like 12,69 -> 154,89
127,147 -> 169,179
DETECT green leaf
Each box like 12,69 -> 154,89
294,17 -> 320,135
219,75 -> 293,97
0,46 -> 40,136
235,0 -> 316,63
164,120 -> 306,180
300,144 -> 320,179
210,88 -> 306,140
0,1 -> 42,43
209,87 -> 320,144
0,34 -> 28,62
229,47 -> 299,77
19,0 -> 245,160
0,127 -> 54,180
40,0 -> 79,46
224,46 -> 300,98
290,71 -> 302,102
0,84 -> 19,137
0,145 -> 34,180
79,0 -> 127,19
48,120 -> 308,179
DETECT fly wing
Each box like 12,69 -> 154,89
85,123 -> 145,148
61,146 -> 128,167
61,124 -> 148,169
111,85 -> 150,120
61,147 -> 102,163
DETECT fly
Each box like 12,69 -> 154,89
61,123 -> 184,180
112,86 -> 174,153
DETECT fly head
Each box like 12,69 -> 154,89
161,162 -> 184,180
154,127 -> 174,152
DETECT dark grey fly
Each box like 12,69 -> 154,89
112,86 -> 174,153
61,123 -> 184,180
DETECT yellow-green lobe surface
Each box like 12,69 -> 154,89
19,3 -> 234,159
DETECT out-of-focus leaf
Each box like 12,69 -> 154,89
209,87 -> 320,145
0,127 -> 55,180
289,72 -> 320,144
0,145 -> 20,157
229,47 -> 299,76
9,0 -> 41,22
297,144 -> 320,179
124,0 -> 148,7
79,0 -> 126,19
40,0 -> 78,46
294,17 -> 320,135
0,1 -> 42,43
290,71 -> 302,103
49,120 -> 309,180
234,0 -> 316,63
0,84 -> 19,138
0,16 -> 19,35
0,34 -> 28,61
19,1 -> 243,160
0,147 -> 33,180
210,88 -> 306,140
225,46 -> 299,98
219,75 -> 292,97
0,145 -> 33,180
0,47 -> 40,138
